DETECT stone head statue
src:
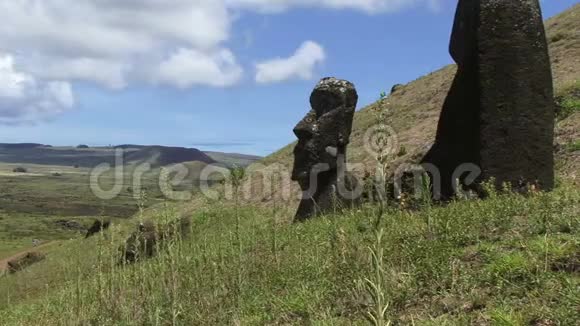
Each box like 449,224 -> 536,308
421,0 -> 554,198
291,77 -> 357,188
291,77 -> 359,220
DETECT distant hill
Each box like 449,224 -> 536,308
124,146 -> 214,167
0,143 -> 52,149
204,151 -> 263,168
0,144 -> 260,168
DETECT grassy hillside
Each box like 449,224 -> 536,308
0,4 -> 578,326
251,4 -> 580,208
0,144 -> 259,257
0,162 -> 161,258
0,143 -> 257,219
0,159 -> 230,258
1,183 -> 578,324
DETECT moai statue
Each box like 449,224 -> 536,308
422,0 -> 555,198
291,77 -> 361,221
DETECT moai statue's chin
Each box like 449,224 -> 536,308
291,77 -> 360,221
421,0 -> 555,198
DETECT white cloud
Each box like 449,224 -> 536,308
0,0 -> 232,89
0,0 -> 230,56
0,0 -> 438,122
255,41 -> 325,84
0,0 -> 439,89
156,48 -> 243,88
31,58 -> 129,90
0,54 -> 74,124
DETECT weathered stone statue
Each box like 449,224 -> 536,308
292,77 -> 360,221
422,0 -> 555,198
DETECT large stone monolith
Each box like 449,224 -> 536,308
422,0 -> 555,198
292,77 -> 360,221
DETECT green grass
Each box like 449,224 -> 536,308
567,140 -> 580,152
0,212 -> 86,258
0,5 -> 577,323
0,162 -> 153,258
0,182 -> 578,325
0,163 -> 147,216
555,81 -> 580,120
0,151 -> 231,260
0,161 -> 211,259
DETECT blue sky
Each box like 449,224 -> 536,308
0,0 -> 576,156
